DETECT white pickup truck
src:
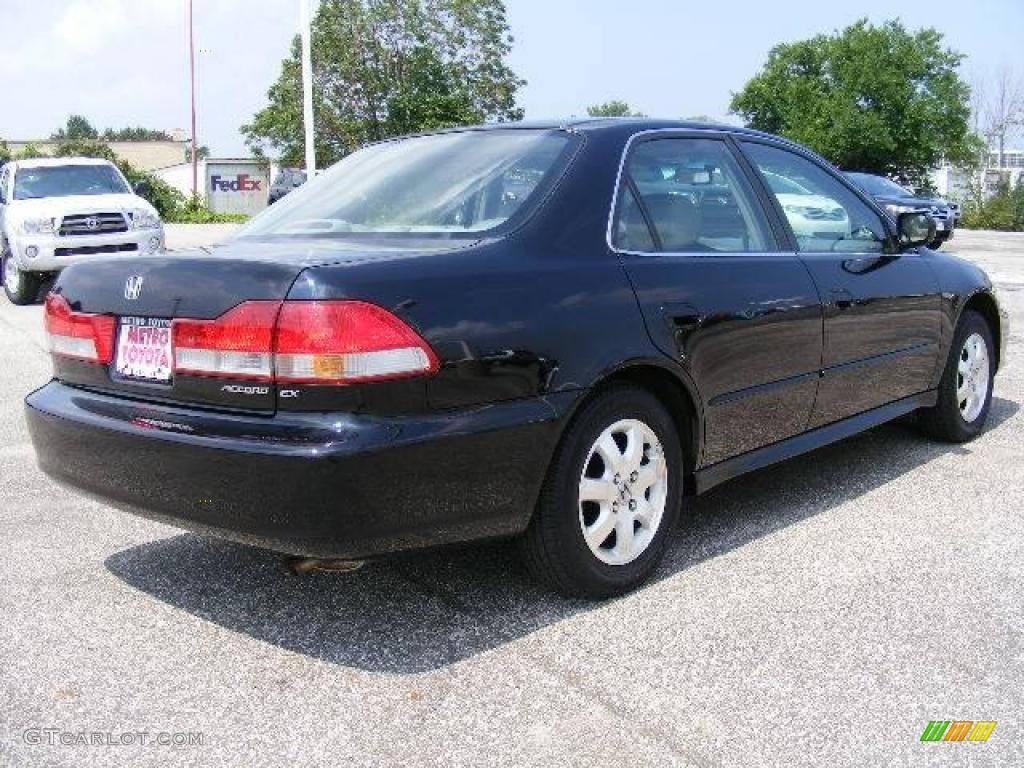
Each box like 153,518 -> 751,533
0,157 -> 164,304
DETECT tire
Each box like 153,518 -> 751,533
3,251 -> 41,305
918,310 -> 995,442
520,385 -> 683,598
927,238 -> 945,250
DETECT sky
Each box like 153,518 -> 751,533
1,0 -> 1021,158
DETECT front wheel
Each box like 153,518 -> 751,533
918,310 -> 994,442
3,252 -> 41,305
520,386 -> 682,598
927,238 -> 946,250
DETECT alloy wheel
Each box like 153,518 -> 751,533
957,332 -> 990,423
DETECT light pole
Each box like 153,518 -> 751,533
300,0 -> 316,176
188,0 -> 198,199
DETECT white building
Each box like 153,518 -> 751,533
930,147 -> 1024,203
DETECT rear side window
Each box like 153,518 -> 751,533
741,142 -> 889,254
613,138 -> 773,253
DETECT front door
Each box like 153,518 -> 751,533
739,140 -> 942,427
612,134 -> 823,466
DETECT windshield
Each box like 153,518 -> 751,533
14,164 -> 130,200
237,130 -> 575,240
845,173 -> 912,198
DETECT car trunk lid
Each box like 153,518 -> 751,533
47,239 -> 459,413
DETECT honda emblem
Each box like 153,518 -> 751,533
124,275 -> 144,300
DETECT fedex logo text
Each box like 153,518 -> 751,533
210,174 -> 262,192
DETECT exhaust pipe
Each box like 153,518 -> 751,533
288,557 -> 366,575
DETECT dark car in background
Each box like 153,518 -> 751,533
25,120 -> 1006,597
845,171 -> 955,249
268,168 -> 307,204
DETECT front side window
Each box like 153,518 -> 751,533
742,143 -> 889,254
238,130 -> 576,240
613,138 -> 772,253
14,164 -> 130,200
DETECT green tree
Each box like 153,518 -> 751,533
52,139 -> 118,163
730,19 -> 982,187
586,100 -> 644,118
0,140 -> 10,164
186,144 -> 210,163
102,126 -> 174,142
51,115 -> 99,141
242,0 -> 525,165
14,142 -> 46,160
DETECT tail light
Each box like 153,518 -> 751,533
275,301 -> 438,384
44,294 -> 116,363
173,302 -> 279,380
171,300 -> 438,384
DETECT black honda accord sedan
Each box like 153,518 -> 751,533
26,120 -> 1007,597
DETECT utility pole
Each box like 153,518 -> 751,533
300,0 -> 316,176
188,0 -> 198,198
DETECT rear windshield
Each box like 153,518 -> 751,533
14,164 -> 129,199
237,129 -> 576,241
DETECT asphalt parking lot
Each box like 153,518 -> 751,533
1,229 -> 1021,767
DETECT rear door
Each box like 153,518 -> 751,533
738,140 -> 942,427
612,133 -> 823,466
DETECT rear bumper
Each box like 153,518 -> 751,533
26,382 -> 564,558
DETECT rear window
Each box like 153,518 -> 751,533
237,130 -> 577,241
14,164 -> 129,200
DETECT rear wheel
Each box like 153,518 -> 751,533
3,251 -> 41,305
520,386 -> 682,598
918,310 -> 994,442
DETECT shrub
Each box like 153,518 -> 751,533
165,195 -> 249,224
960,179 -> 1024,231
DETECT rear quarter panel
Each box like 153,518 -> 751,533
283,127 -> 660,416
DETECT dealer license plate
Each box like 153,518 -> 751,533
115,317 -> 173,382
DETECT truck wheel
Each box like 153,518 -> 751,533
3,252 -> 41,305
520,385 -> 682,598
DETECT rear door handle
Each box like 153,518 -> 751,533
668,313 -> 702,332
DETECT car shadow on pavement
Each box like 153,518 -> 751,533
105,396 -> 1020,674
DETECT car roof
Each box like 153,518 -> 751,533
403,118 -> 789,144
8,156 -> 116,170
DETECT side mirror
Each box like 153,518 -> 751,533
896,211 -> 935,249
133,180 -> 152,197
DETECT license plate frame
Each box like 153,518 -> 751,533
114,316 -> 174,383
